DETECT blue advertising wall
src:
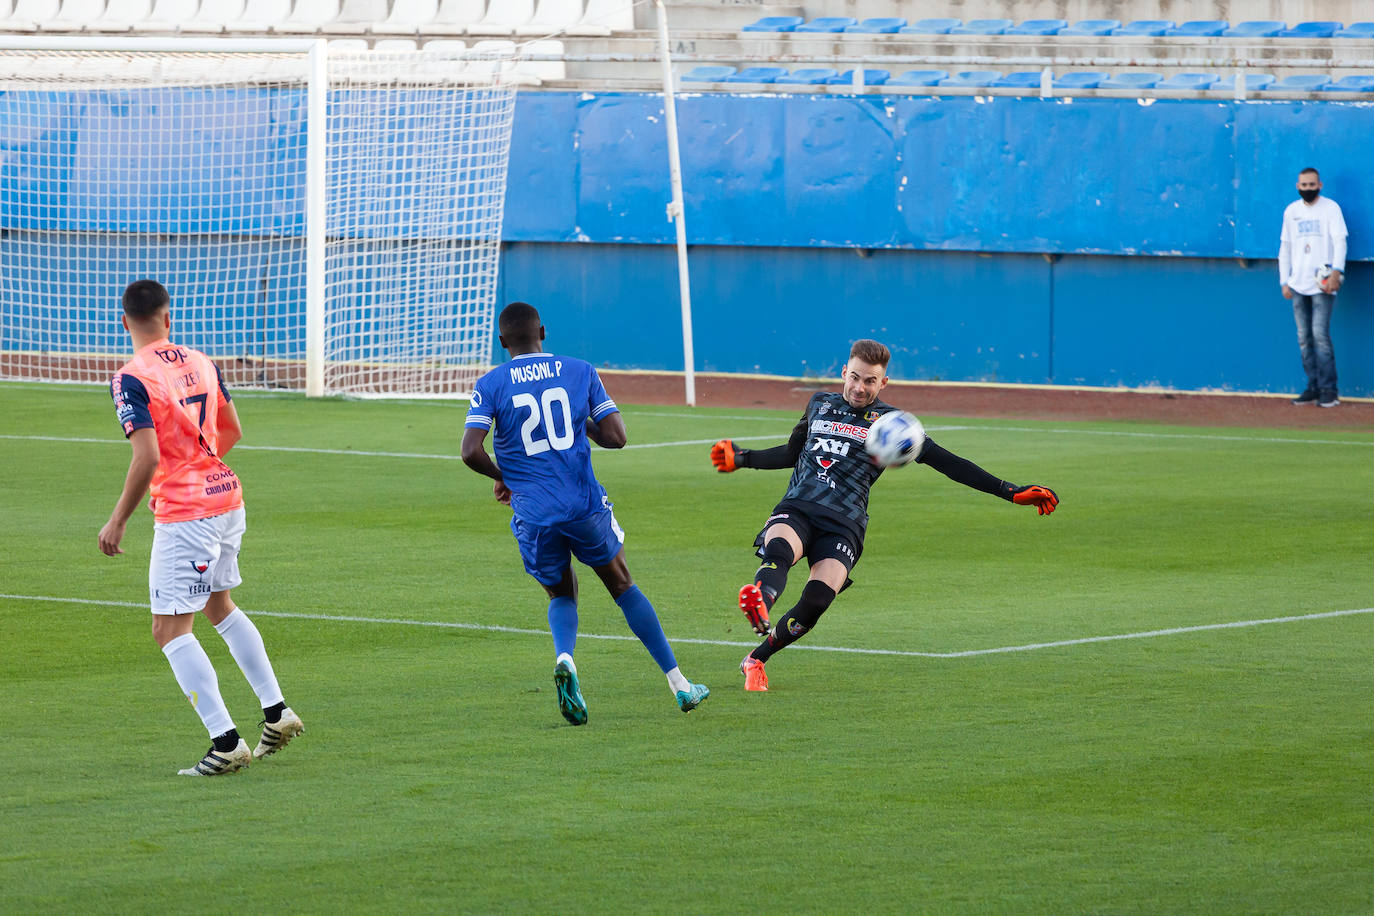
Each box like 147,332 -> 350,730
504,92 -> 1373,260
2,89 -> 1370,394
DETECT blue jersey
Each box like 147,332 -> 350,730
465,352 -> 619,526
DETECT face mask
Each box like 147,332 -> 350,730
1299,188 -> 1320,203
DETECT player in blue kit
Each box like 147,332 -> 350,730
461,302 -> 709,725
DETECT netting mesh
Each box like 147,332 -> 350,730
0,45 -> 516,396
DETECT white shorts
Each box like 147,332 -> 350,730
148,507 -> 246,616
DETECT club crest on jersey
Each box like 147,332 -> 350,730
864,410 -> 881,422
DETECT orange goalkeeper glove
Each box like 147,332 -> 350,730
711,439 -> 745,473
1011,484 -> 1058,515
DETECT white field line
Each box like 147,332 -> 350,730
2,593 -> 1369,659
0,433 -> 783,458
4,422 -> 1373,462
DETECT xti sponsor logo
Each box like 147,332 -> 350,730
811,438 -> 851,457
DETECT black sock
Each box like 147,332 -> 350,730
211,729 -> 240,753
754,538 -> 796,611
263,702 -> 286,724
750,580 -> 837,662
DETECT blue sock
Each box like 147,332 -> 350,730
548,596 -> 578,659
615,585 -> 678,673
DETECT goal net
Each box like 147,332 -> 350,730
0,38 -> 518,397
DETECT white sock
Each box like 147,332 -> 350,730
666,666 -> 690,694
213,609 -> 284,708
556,652 -> 576,673
162,633 -> 234,738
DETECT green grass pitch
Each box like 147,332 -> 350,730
2,382 -> 1372,912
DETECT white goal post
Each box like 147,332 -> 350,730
0,36 -> 518,398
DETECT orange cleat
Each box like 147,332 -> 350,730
740,656 -> 769,692
738,583 -> 771,637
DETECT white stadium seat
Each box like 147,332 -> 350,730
7,0 -> 63,32
467,0 -> 531,36
371,0 -> 435,35
42,0 -> 107,32
224,0 -> 291,32
88,0 -> 154,32
177,0 -> 245,33
516,0 -> 582,36
374,37 -> 419,51
425,0 -> 483,36
567,0 -> 634,36
331,0 -> 385,34
138,0 -> 202,33
327,36 -> 369,50
275,0 -> 340,33
516,38 -> 565,80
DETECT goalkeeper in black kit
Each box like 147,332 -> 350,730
710,339 -> 1059,692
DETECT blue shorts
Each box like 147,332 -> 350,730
510,506 -> 626,586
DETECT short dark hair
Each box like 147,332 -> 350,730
849,339 -> 890,369
122,279 -> 170,318
499,301 -> 542,346
1300,167 -> 1320,179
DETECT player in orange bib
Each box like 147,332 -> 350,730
98,279 -> 304,776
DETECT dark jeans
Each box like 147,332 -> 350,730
1292,292 -> 1337,395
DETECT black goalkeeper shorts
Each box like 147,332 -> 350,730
753,501 -> 864,575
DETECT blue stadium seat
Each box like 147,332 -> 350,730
795,17 -> 857,33
1277,22 -> 1342,38
1007,19 -> 1067,35
1328,75 -> 1374,91
825,69 -> 890,85
900,18 -> 960,34
1238,73 -> 1276,90
938,70 -> 1001,87
991,71 -> 1044,88
774,68 -> 839,84
681,65 -> 736,83
740,16 -> 804,32
1155,72 -> 1220,89
1165,21 -> 1228,37
949,19 -> 1012,35
1265,74 -> 1332,91
1098,72 -> 1163,89
1334,22 -> 1374,37
722,67 -> 789,83
887,70 -> 948,86
1111,21 -> 1176,36
845,17 -> 906,33
1222,21 -> 1285,37
1059,20 -> 1120,36
1054,71 -> 1110,88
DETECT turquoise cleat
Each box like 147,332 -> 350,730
676,683 -> 711,713
554,660 -> 588,725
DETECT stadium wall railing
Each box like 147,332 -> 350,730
2,89 -> 1368,396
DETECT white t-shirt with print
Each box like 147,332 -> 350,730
1279,195 -> 1348,296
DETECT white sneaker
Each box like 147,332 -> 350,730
178,739 -> 251,776
253,708 -> 305,759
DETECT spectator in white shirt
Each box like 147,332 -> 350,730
1279,167 -> 1348,407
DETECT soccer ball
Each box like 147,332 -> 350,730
866,410 -> 925,467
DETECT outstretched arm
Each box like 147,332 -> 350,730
711,417 -> 807,472
918,439 -> 1059,515
461,426 -> 511,505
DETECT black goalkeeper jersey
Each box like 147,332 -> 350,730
775,392 -> 902,541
